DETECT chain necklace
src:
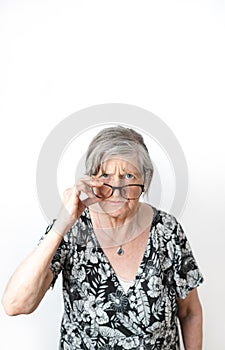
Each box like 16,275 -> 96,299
89,204 -> 153,256
98,228 -> 132,256
91,222 -> 136,256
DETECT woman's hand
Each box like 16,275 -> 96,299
54,176 -> 104,236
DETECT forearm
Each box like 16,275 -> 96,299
2,229 -> 62,315
179,311 -> 203,350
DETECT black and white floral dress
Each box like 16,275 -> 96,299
45,207 -> 203,350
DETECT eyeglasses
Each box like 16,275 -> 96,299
91,183 -> 144,200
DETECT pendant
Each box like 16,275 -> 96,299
117,246 -> 124,256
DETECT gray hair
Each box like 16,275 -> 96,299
85,126 -> 154,192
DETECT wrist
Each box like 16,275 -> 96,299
52,217 -> 74,237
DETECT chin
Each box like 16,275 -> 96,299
101,202 -> 126,215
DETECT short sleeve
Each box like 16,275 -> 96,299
40,220 -> 69,289
172,221 -> 204,299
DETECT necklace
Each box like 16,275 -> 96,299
90,212 -> 134,256
117,246 -> 124,256
89,204 -> 153,257
102,231 -> 127,256
94,226 -> 133,257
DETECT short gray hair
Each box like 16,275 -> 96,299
85,126 -> 154,192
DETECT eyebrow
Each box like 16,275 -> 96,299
99,168 -> 141,177
121,166 -> 142,174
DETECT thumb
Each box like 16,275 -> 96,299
82,196 -> 102,208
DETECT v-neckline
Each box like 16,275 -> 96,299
86,205 -> 158,294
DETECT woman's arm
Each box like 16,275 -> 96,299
2,179 -> 103,316
177,288 -> 203,350
2,229 -> 62,316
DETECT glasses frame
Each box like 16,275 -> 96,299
92,183 -> 144,200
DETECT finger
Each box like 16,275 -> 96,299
76,178 -> 104,198
73,184 -> 81,196
82,195 -> 102,208
63,185 -> 80,198
78,176 -> 105,187
75,182 -> 93,199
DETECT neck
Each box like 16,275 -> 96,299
89,203 -> 153,249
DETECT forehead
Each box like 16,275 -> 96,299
100,156 -> 141,174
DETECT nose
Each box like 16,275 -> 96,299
110,174 -> 122,187
112,187 -> 121,198
109,174 -> 123,198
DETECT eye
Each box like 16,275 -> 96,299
101,173 -> 109,179
125,173 -> 134,179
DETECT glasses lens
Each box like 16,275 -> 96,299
122,185 -> 143,199
92,184 -> 112,198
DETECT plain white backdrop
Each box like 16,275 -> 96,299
0,0 -> 224,349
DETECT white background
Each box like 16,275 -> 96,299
0,0 -> 225,349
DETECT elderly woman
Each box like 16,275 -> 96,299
2,126 -> 203,350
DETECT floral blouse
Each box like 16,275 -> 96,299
45,207 -> 203,350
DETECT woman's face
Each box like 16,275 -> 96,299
93,157 -> 144,220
